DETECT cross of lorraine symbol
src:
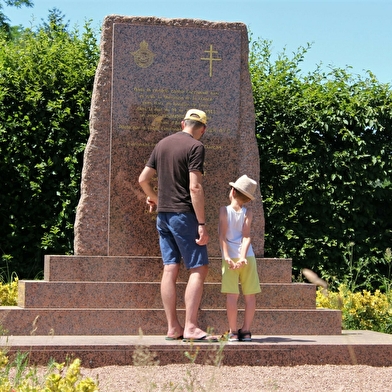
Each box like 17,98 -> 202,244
201,45 -> 221,77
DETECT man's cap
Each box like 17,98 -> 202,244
183,109 -> 207,125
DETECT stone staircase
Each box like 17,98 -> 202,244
3,255 -> 392,367
0,255 -> 341,336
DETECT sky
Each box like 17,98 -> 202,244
3,0 -> 392,84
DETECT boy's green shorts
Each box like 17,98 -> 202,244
221,256 -> 261,295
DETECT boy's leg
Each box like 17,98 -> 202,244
183,264 -> 209,339
161,263 -> 184,338
226,293 -> 239,333
242,293 -> 256,332
239,256 -> 260,333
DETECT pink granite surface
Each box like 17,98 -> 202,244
8,343 -> 392,367
18,281 -> 316,310
44,255 -> 292,283
74,16 -> 264,258
4,331 -> 392,367
5,251 -> 341,337
0,307 -> 341,336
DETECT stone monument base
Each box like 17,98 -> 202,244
0,255 -> 341,336
2,255 -> 391,368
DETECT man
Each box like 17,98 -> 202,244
139,108 -> 215,342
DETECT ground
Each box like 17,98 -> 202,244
82,364 -> 392,391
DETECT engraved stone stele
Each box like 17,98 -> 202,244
74,15 -> 265,258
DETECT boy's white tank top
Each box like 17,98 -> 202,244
224,205 -> 254,259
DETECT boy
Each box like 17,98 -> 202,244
218,175 -> 261,342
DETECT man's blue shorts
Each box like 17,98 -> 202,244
156,212 -> 209,270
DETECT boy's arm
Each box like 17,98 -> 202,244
239,209 -> 253,262
218,206 -> 236,269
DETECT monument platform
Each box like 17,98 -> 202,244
1,331 -> 391,368
0,257 -> 342,336
2,256 -> 387,369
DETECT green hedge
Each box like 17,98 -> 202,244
250,39 -> 392,287
0,18 -> 99,278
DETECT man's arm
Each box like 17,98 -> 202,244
189,170 -> 209,245
138,166 -> 158,212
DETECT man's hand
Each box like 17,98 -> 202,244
139,166 -> 158,212
146,196 -> 157,212
195,225 -> 209,246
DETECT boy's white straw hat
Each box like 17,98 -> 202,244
229,175 -> 257,200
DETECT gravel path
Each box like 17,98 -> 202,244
82,364 -> 392,391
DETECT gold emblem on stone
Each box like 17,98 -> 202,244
201,44 -> 221,77
131,40 -> 155,68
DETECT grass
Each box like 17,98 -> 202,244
131,330 -> 227,392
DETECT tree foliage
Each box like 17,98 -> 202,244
250,39 -> 392,288
0,0 -> 33,38
0,13 -> 99,278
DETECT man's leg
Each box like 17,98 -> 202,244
161,263 -> 183,338
183,264 -> 208,339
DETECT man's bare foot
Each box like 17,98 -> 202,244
166,327 -> 184,340
183,328 -> 219,341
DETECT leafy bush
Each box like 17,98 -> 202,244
250,38 -> 392,283
0,275 -> 18,306
0,14 -> 99,278
317,285 -> 392,334
319,246 -> 392,293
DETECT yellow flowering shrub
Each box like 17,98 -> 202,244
43,359 -> 98,392
0,351 -> 98,392
0,277 -> 18,306
317,284 -> 392,333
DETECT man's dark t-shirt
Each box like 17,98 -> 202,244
146,131 -> 205,213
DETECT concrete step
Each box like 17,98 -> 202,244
2,331 -> 391,367
0,307 -> 341,336
44,255 -> 293,283
18,281 -> 317,309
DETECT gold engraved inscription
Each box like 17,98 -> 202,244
201,45 -> 221,77
131,41 -> 155,68
130,87 -> 221,128
120,87 -> 233,136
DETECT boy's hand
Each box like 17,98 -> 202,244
238,258 -> 248,267
225,258 -> 236,269
225,258 -> 248,269
233,259 -> 247,269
